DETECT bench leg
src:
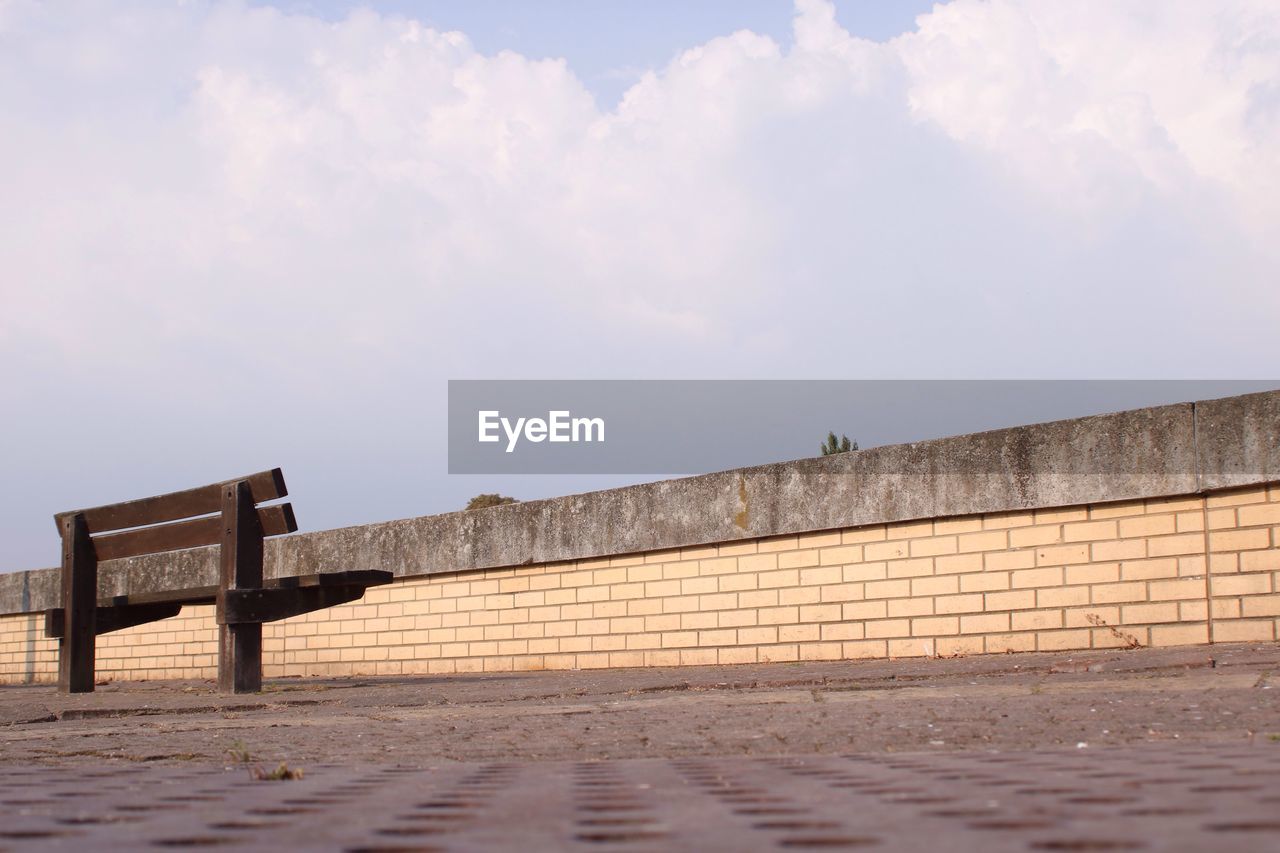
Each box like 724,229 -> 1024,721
58,513 -> 97,694
217,481 -> 264,694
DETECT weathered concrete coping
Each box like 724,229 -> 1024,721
2,389 -> 1277,616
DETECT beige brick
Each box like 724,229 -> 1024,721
1011,610 -> 1062,631
935,553 -> 984,575
958,530 -> 1008,553
886,558 -> 935,579
1063,606 -> 1119,629
1241,595 -> 1280,617
717,647 -> 758,665
1068,565 -> 1123,587
758,570 -> 800,589
1149,578 -> 1207,601
984,550 -> 1036,572
843,640 -> 887,659
680,649 -> 718,666
1033,507 -> 1086,524
779,624 -> 820,643
1179,600 -> 1209,622
911,575 -> 959,597
931,594 -> 983,617
1037,586 -> 1090,608
1089,500 -> 1145,519
758,606 -> 799,625
840,526 -> 887,545
717,609 -> 757,629
819,545 -> 863,566
820,583 -> 865,604
779,586 -> 820,606
1176,512 -> 1206,533
626,564 -> 663,583
697,557 -> 739,576
1037,629 -> 1091,651
718,542 -> 758,557
843,601 -> 888,621
1240,550 -> 1280,573
1150,623 -> 1209,646
910,537 -> 958,558
960,572 -> 1010,593
865,579 -> 911,600
1036,544 -> 1090,566
985,590 -> 1036,611
1120,558 -> 1179,581
960,613 -> 1009,634
759,644 -> 800,663
1121,602 -> 1180,624
1066,520 -> 1120,542
936,636 -> 985,656
1238,503 -> 1280,527
799,642 -> 844,662
819,623 -> 863,642
738,626 -> 778,645
1091,539 -> 1147,562
865,619 -> 910,639
795,531 -> 842,549
799,603 -> 842,623
680,607 -> 721,627
1213,620 -> 1275,642
1207,489 -> 1266,508
778,550 -> 820,570
1091,582 -> 1147,604
934,517 -> 983,535
758,534 -> 800,553
680,576 -> 718,596
843,563 -> 888,583
739,590 -> 779,608
983,511 -> 1035,530
1012,567 -> 1064,589
1213,574 -> 1272,596
800,566 -> 843,586
887,519 -> 934,540
1119,515 -> 1176,538
865,541 -> 909,561
737,553 -> 778,573
1010,525 -> 1062,548
1146,495 -> 1203,513
1210,528 -> 1271,552
887,638 -> 935,658
1206,508 -> 1237,530
1148,534 -> 1206,558
719,573 -> 758,592
887,598 -> 934,618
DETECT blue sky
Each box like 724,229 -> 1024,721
257,1 -> 936,104
1,1 -> 1277,570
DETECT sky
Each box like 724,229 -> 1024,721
1,1 -> 1278,571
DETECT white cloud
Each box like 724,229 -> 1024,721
0,0 -> 1278,567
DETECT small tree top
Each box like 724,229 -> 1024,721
465,493 -> 519,510
820,432 -> 858,456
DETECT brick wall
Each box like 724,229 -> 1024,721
2,484 -> 1277,684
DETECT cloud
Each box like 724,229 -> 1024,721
0,0 -> 1277,567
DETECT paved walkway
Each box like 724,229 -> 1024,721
2,643 -> 1279,850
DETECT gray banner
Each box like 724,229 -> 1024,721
447,380 -> 1278,475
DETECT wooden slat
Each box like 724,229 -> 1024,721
219,584 -> 370,625
97,571 -> 390,608
58,513 -> 97,694
55,468 -> 287,534
91,503 -> 296,561
218,481 -> 264,693
46,602 -> 183,638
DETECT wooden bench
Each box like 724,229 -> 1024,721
44,468 -> 391,694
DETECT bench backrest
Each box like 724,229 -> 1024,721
56,468 -> 296,561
